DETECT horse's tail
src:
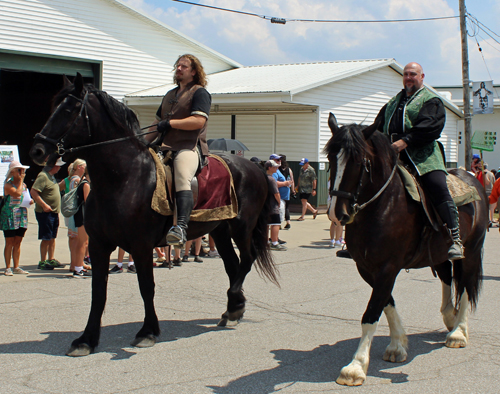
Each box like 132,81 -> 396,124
252,171 -> 280,287
451,169 -> 487,310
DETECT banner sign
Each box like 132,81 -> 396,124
472,80 -> 494,114
0,145 -> 21,197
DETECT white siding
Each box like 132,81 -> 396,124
207,115 -> 231,140
294,67 -> 460,163
441,108 -> 459,164
236,115 -> 274,159
275,113 -> 318,161
0,0 -> 236,100
132,106 -> 157,128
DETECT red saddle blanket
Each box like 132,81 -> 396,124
150,151 -> 238,222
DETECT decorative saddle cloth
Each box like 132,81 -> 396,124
149,148 -> 238,221
398,164 -> 482,231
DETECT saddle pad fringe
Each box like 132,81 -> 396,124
150,148 -> 172,216
149,149 -> 238,221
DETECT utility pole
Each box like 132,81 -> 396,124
459,0 -> 472,170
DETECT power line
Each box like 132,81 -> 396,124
171,0 -> 458,24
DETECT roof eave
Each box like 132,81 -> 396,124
289,58 -> 398,95
107,0 -> 243,69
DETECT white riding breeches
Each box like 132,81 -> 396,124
173,149 -> 199,191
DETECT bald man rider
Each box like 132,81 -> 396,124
375,62 -> 464,261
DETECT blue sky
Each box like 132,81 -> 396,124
123,0 -> 500,87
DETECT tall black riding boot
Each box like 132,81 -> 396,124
435,200 -> 464,261
166,190 -> 193,247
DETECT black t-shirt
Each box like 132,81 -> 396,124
156,87 -> 211,120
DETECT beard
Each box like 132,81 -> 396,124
404,82 -> 423,96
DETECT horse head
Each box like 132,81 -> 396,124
324,112 -> 386,225
30,73 -> 90,166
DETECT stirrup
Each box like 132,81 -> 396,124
166,225 -> 186,246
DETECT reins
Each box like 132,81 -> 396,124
351,155 -> 398,214
34,90 -> 158,156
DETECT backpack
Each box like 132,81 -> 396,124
61,180 -> 87,218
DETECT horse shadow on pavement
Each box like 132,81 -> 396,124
0,318 -> 224,360
208,330 -> 446,393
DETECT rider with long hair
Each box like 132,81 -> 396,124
147,54 -> 212,246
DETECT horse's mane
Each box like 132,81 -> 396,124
53,83 -> 141,136
323,123 -> 396,166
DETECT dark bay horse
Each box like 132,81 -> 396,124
324,113 -> 487,386
29,74 -> 278,357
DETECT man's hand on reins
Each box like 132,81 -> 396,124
157,119 -> 172,134
391,139 -> 408,153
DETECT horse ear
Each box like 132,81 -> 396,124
62,75 -> 72,88
362,115 -> 382,140
74,72 -> 84,95
328,112 -> 339,135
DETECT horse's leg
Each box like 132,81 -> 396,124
210,224 -> 245,327
434,261 -> 456,331
67,242 -> 113,357
131,248 -> 160,347
445,240 -> 481,348
382,296 -> 408,362
337,271 -> 398,386
445,290 -> 469,348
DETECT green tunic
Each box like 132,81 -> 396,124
382,87 -> 447,176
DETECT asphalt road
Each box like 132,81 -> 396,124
0,212 -> 499,393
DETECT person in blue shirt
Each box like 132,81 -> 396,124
269,154 -> 292,240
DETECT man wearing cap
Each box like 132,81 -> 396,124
375,61 -> 464,260
269,154 -> 292,233
265,160 -> 287,251
471,154 -> 485,186
31,158 -> 65,270
297,158 -> 318,221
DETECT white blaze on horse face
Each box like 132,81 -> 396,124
328,149 -> 347,222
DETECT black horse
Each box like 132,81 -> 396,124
324,113 -> 487,386
29,74 -> 278,357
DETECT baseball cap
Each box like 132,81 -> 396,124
472,154 -> 480,160
269,154 -> 282,160
299,158 -> 309,165
250,156 -> 260,163
265,160 -> 280,168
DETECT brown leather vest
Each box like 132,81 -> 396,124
159,83 -> 209,155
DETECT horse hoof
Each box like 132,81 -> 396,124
445,334 -> 467,348
383,347 -> 407,363
217,309 -> 244,327
66,343 -> 93,357
336,364 -> 366,386
131,335 -> 157,348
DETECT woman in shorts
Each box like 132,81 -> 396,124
1,161 -> 34,276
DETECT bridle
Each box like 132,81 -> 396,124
34,90 -> 156,156
329,153 -> 398,216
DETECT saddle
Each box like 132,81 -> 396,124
398,164 -> 481,231
149,148 -> 238,222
